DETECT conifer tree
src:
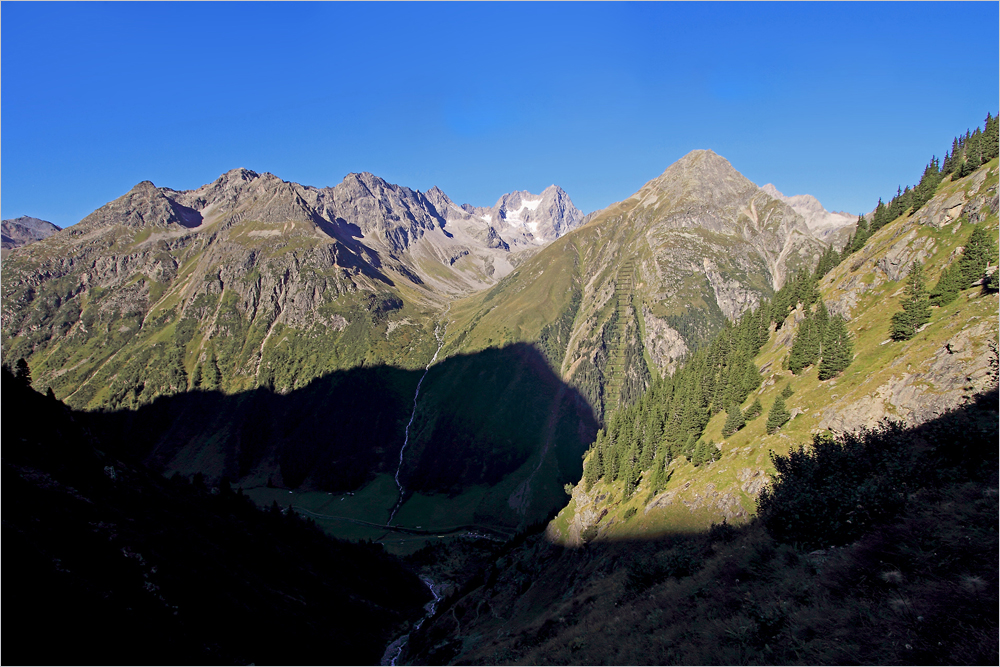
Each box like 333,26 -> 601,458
691,439 -> 716,467
781,383 -> 794,399
744,397 -> 763,421
622,444 -> 639,496
929,263 -> 963,306
205,349 -> 222,390
818,315 -> 853,380
647,448 -> 670,496
984,112 -> 999,161
851,216 -> 870,253
583,444 -> 603,490
788,310 -> 818,375
959,225 -> 995,286
14,358 -> 32,388
766,396 -> 791,434
722,402 -> 746,437
871,199 -> 888,234
985,269 -> 999,292
890,261 -> 931,341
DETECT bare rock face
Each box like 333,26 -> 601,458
819,318 -> 999,432
875,229 -> 936,282
641,306 -> 688,376
78,181 -> 204,230
760,183 -> 857,245
319,172 -> 444,254
1,216 -> 61,258
490,185 -> 585,244
912,168 -> 998,228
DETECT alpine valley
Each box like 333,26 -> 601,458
3,117 -> 998,665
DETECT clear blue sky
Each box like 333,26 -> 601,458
3,2 -> 998,228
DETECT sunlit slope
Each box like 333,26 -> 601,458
549,159 -> 999,544
0,171 -> 449,410
446,150 -> 824,419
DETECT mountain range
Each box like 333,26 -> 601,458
2,141 -> 997,665
2,150 -> 853,529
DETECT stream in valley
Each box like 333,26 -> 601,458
380,576 -> 447,666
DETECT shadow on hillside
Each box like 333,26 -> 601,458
1,366 -> 431,666
87,343 -> 599,525
404,388 -> 999,665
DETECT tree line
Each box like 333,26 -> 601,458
581,269 -> 853,498
844,112 -> 999,256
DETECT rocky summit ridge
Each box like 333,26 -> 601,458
1,216 -> 61,258
760,182 -> 858,245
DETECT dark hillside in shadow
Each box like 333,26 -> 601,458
1,367 -> 430,666
404,389 -> 999,665
88,343 -> 598,527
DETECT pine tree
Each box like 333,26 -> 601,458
781,383 -> 794,399
788,310 -> 817,375
818,315 -> 853,380
851,216 -> 870,253
722,402 -> 746,437
929,263 -> 963,306
984,112 -> 999,161
692,439 -> 716,467
959,225 -> 995,286
766,396 -> 791,434
205,349 -> 222,390
14,358 -> 32,388
622,444 -> 639,496
890,261 -> 931,341
744,397 -> 763,421
583,447 -> 602,490
871,199 -> 889,233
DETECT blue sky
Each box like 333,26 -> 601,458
3,2 -> 998,228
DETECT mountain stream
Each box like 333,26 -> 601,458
380,576 -> 447,666
387,305 -> 450,525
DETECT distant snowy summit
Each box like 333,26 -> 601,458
435,185 -> 585,247
760,183 -> 857,245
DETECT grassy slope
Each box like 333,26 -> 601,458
549,160 -> 999,541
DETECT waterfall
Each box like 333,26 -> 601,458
387,306 -> 449,525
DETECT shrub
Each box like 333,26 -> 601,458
757,424 -> 912,549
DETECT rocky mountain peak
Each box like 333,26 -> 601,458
491,186 -> 584,243
637,149 -> 758,211
77,179 -> 198,231
216,167 -> 260,186
1,216 -> 62,258
760,182 -> 857,244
